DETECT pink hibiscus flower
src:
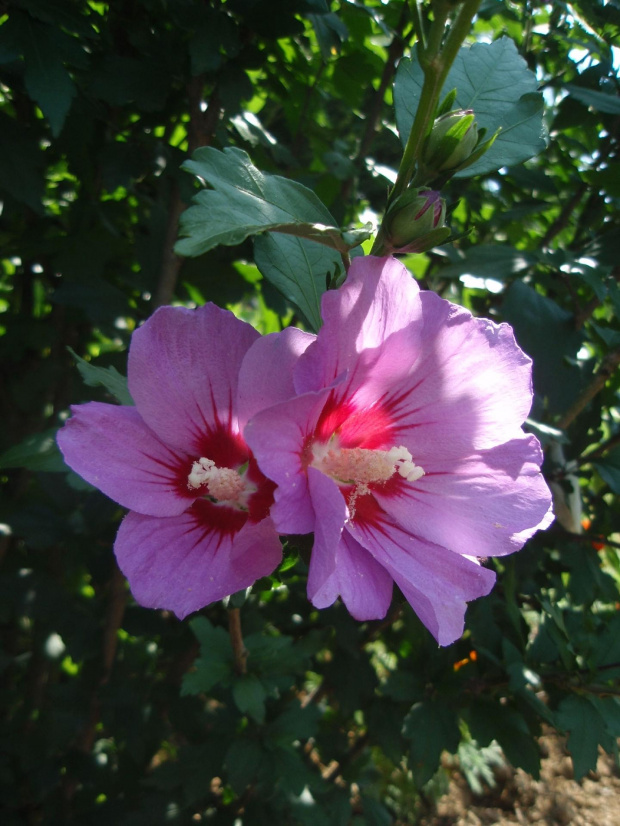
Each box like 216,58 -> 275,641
57,304 -> 289,617
244,256 -> 554,645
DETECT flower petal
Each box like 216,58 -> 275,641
294,256 -> 423,396
375,435 -> 553,558
307,467 -> 347,602
237,326 -> 315,426
385,291 -> 534,456
310,530 -> 393,620
244,390 -> 332,534
348,515 -> 496,646
128,303 -> 260,453
57,403 -> 193,516
114,507 -> 282,618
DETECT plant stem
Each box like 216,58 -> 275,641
228,607 -> 248,675
371,0 -> 481,254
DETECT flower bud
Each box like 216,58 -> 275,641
384,188 -> 450,254
422,109 -> 479,175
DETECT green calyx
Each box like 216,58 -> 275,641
421,109 -> 481,176
384,188 -> 451,254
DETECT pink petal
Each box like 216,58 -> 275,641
294,256 -> 423,396
128,304 -> 260,454
375,435 -> 553,559
348,514 -> 496,646
307,468 -> 347,602
244,391 -> 332,534
237,326 -> 315,426
384,291 -> 534,457
57,403 -> 193,516
114,506 -> 282,618
310,530 -> 393,620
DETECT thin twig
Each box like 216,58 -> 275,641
153,79 -> 222,308
556,348 -> 620,430
228,607 -> 248,675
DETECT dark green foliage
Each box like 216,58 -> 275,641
1,1 -> 620,824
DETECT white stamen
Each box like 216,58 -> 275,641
187,457 -> 246,504
312,441 -> 424,487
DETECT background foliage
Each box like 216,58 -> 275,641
1,1 -> 620,823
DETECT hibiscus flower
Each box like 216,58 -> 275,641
244,256 -> 553,645
57,304 -> 287,617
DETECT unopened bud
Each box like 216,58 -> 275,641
384,188 -> 450,254
422,109 -> 479,175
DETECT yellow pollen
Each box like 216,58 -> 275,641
187,457 -> 246,504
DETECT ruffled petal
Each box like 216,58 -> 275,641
244,390 -> 332,534
294,256 -> 423,397
348,515 -> 496,646
237,326 -> 315,426
310,530 -> 393,620
384,291 -> 534,456
128,303 -> 259,453
57,403 -> 193,516
114,507 -> 282,618
375,435 -> 553,558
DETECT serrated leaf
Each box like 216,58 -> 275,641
175,146 -> 354,258
182,617 -> 234,695
254,233 -> 341,331
232,673 -> 267,723
556,695 -> 607,779
0,428 -> 66,472
403,700 -> 459,785
468,701 -> 540,777
395,37 -> 545,176
67,348 -> 133,406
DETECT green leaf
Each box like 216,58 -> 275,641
0,428 -> 66,472
593,447 -> 620,494
232,673 -> 267,723
266,700 -> 321,748
308,12 -> 349,60
502,281 -> 584,415
254,233 -> 341,331
468,701 -> 540,777
565,84 -> 620,115
67,348 -> 133,406
403,700 -> 459,785
225,738 -> 264,793
439,244 -> 537,280
556,695 -> 608,779
0,112 -> 45,212
18,15 -> 76,136
182,617 -> 234,695
175,147 -> 353,258
394,37 -> 545,176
